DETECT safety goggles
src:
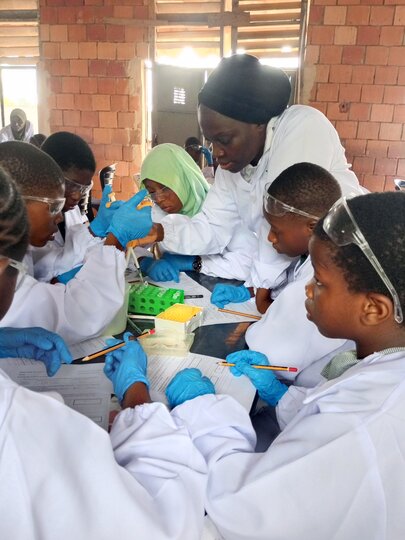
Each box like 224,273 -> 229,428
64,176 -> 93,196
323,196 -> 403,324
264,189 -> 319,220
24,195 -> 66,216
148,186 -> 171,202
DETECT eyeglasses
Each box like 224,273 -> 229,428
24,195 -> 66,216
0,255 -> 27,276
263,189 -> 319,220
185,144 -> 202,152
323,196 -> 403,324
64,176 -> 93,196
148,186 -> 171,202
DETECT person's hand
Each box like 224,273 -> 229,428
166,368 -> 215,408
0,327 -> 73,376
89,185 -> 125,237
139,257 -> 179,282
162,253 -> 196,272
103,332 -> 149,402
107,189 -> 153,248
211,284 -> 251,308
201,146 -> 213,166
226,350 -> 288,406
56,265 -> 82,284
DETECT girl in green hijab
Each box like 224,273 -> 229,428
140,143 -> 209,217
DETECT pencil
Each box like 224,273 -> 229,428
82,330 -> 155,362
217,361 -> 298,373
217,308 -> 262,320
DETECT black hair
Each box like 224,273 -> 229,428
0,166 -> 29,260
184,136 -> 201,148
268,162 -> 342,218
29,133 -> 47,148
314,192 -> 405,326
41,131 -> 96,173
0,141 -> 64,197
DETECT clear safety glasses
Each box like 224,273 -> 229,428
323,196 -> 403,324
24,195 -> 66,216
263,188 -> 320,220
64,176 -> 93,196
148,186 -> 171,202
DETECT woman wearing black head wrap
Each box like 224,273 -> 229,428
132,54 -> 361,291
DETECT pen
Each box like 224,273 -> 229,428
217,308 -> 262,320
217,361 -> 298,373
184,294 -> 204,299
82,330 -> 156,362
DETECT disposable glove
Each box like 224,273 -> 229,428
56,265 -> 82,284
162,253 -> 196,272
227,350 -> 288,406
211,284 -> 251,308
107,189 -> 152,248
0,327 -> 73,377
140,257 -> 179,282
166,368 -> 215,408
201,146 -> 213,166
103,332 -> 149,401
89,185 -> 125,237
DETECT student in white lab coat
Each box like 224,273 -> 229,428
138,143 -> 256,281
128,54 -> 362,290
0,167 -> 213,540
0,141 -> 151,345
33,132 -> 123,283
165,191 -> 405,540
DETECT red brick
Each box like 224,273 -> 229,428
39,23 -> 50,42
360,0 -> 383,5
87,24 -> 106,41
374,157 -> 398,175
50,77 -> 62,93
50,109 -> 63,125
79,42 -> 97,59
324,6 -> 347,24
113,6 -> 134,18
379,123 -> 403,140
67,24 -> 87,42
345,138 -> 367,156
70,59 -> 88,76
397,160 -> 405,177
74,94 -> 92,110
309,5 -> 325,24
50,59 -> 70,76
338,0 -> 361,5
116,162 -> 130,177
388,47 -> 405,66
116,79 -> 130,94
346,5 -> 370,24
134,6 -> 149,18
335,26 -> 357,44
398,67 -> 405,85
118,112 -> 135,129
98,43 -> 117,60
58,7 -> 78,24
366,140 -> 389,157
393,105 -> 405,122
49,24 -> 68,42
105,144 -> 123,161
124,26 -> 145,43
60,42 -> 79,60
362,174 -> 385,191
61,76 -> 80,93
365,46 -> 389,66
361,85 -> 384,103
89,59 -> 108,76
40,7 -> 59,24
111,95 -> 129,112
106,24 -> 125,42
348,103 -> 371,120
379,26 -> 404,46
317,83 -> 339,101
335,120 -> 358,139
56,93 -> 75,109
93,128 -> 112,144
370,5 -> 395,24
339,83 -> 362,101
76,6 -> 96,23
357,121 -> 380,139
353,156 -> 376,174
305,45 -> 320,64
107,61 -> 127,77
63,109 -> 81,127
351,65 -> 374,83
123,145 -> 137,162
128,95 -> 140,112
319,45 -> 343,64
327,102 -> 349,120
99,111 -> 118,128
388,141 -> 405,158
98,78 -> 117,95
112,128 -> 130,145
92,94 -> 111,111
356,26 -> 380,45
75,127 -> 94,142
81,111 -> 99,127
384,86 -> 405,104
370,104 -> 394,122
42,42 -> 60,59
116,43 -> 136,60
79,77 -> 98,94
375,66 -> 398,85
342,45 -> 365,64
312,26 -> 335,45
394,6 -> 405,24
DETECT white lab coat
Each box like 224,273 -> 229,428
0,369 -> 209,540
0,121 -> 34,143
173,350 -> 405,540
245,256 -> 353,387
160,105 -> 362,287
0,244 -> 126,345
31,206 -> 102,282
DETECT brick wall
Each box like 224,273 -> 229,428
37,0 -> 152,200
303,0 -> 405,192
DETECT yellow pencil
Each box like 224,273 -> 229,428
217,361 -> 298,373
218,308 -> 262,320
82,330 -> 155,362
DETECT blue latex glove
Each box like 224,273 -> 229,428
0,327 -> 73,376
140,257 -> 179,282
161,253 -> 196,272
211,284 -> 251,308
227,350 -> 288,406
201,146 -> 213,166
103,332 -> 149,401
107,189 -> 152,248
56,265 -> 82,284
89,185 -> 125,237
166,368 -> 215,408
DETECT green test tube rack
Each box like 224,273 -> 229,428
128,283 -> 185,316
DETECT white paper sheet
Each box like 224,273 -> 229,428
69,336 -> 112,360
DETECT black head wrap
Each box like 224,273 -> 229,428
198,54 -> 291,124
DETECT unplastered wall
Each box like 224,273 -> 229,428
303,0 -> 405,191
37,0 -> 152,199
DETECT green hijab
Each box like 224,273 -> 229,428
140,143 -> 209,217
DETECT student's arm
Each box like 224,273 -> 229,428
255,287 -> 272,314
